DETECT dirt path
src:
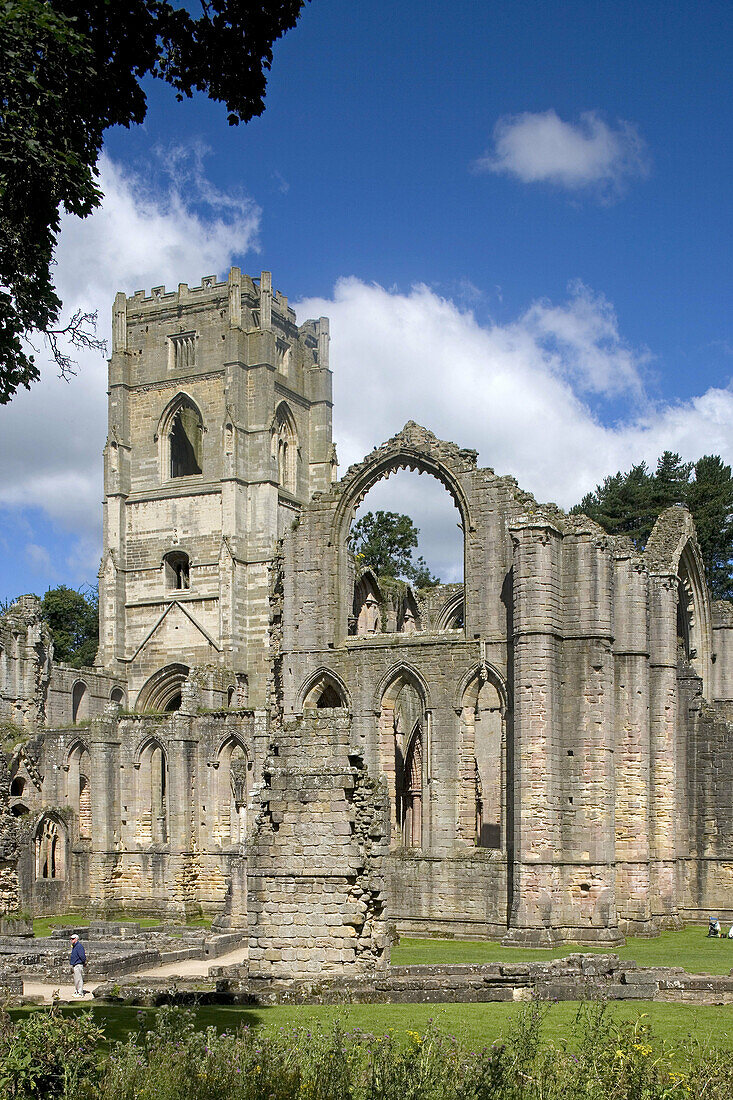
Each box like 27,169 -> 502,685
22,944 -> 249,1003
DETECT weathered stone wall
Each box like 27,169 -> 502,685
0,596 -> 52,729
387,851 -> 508,938
247,710 -> 389,978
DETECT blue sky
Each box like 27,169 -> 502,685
0,0 -> 731,597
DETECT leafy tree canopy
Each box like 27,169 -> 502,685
41,584 -> 99,667
573,451 -> 733,600
349,510 -> 440,588
0,0 -> 306,403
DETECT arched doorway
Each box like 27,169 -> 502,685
136,664 -> 189,712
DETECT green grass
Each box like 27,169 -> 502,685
11,1000 -> 733,1057
31,912 -> 212,938
392,926 -> 733,975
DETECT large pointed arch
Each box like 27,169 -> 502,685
333,423 -> 475,641
371,661 -> 433,715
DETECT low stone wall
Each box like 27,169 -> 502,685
89,953 -> 733,1008
0,923 -> 245,983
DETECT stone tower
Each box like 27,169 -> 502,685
97,269 -> 333,709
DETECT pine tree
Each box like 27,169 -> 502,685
573,453 -> 733,599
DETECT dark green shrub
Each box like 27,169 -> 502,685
0,1005 -> 104,1099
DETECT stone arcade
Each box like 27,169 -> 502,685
2,268 -> 733,974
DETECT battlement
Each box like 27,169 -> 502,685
124,269 -> 297,325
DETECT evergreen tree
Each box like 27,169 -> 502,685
687,456 -> 733,600
574,453 -> 733,599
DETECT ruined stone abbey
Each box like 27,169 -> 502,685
2,268 -> 733,974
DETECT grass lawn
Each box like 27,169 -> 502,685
392,926 -> 733,976
11,1000 -> 733,1057
31,912 -> 212,938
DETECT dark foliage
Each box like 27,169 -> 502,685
349,510 -> 440,587
0,0 -> 306,402
573,450 -> 733,599
41,583 -> 99,667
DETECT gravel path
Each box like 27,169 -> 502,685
21,943 -> 249,1003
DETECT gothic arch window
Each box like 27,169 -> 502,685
402,724 -> 423,847
437,592 -> 464,630
67,743 -> 92,839
215,738 -> 248,845
302,671 -> 349,710
398,589 -> 421,634
158,395 -> 204,480
110,687 -> 125,707
71,681 -> 89,724
272,402 -> 298,494
163,550 -> 190,591
378,672 -> 428,846
351,571 -> 382,635
35,816 -> 66,880
136,740 -> 168,845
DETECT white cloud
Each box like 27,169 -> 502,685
295,278 -> 733,520
0,149 -> 260,581
25,543 -> 55,576
475,110 -> 649,197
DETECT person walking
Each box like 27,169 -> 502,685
69,933 -> 87,997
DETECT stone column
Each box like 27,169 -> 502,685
88,715 -> 121,912
558,530 -> 620,943
166,713 -> 200,918
503,518 -> 562,945
648,572 -> 680,925
613,550 -> 652,931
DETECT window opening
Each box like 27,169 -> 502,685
459,677 -> 503,848
348,467 -> 464,638
171,333 -> 196,372
401,722 -> 423,847
272,403 -> 297,494
72,681 -> 89,724
317,684 -> 343,708
164,551 -> 190,590
137,742 -> 168,844
169,404 -> 202,477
